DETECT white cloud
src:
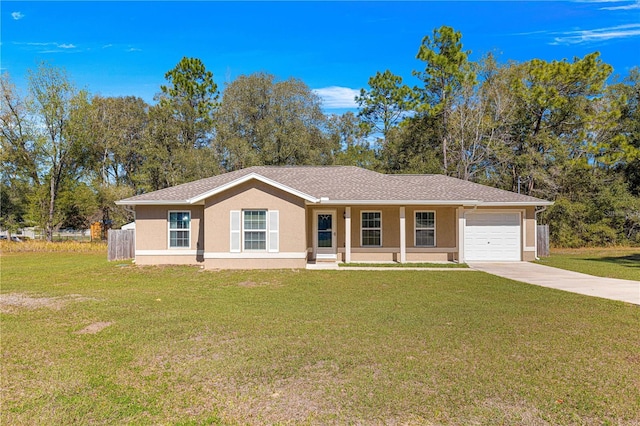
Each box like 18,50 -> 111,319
572,0 -> 640,10
11,11 -> 24,20
600,0 -> 640,10
127,47 -> 142,52
313,86 -> 359,109
551,23 -> 640,44
58,43 -> 76,49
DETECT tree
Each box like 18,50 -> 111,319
83,95 -> 147,227
87,96 -> 149,189
214,73 -> 335,170
159,57 -> 219,149
617,68 -> 640,195
355,70 -> 413,145
1,64 -> 94,240
329,112 -> 378,169
413,25 -> 474,174
27,63 -> 93,240
506,52 -> 614,198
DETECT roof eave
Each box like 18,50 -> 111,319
316,199 -> 480,206
315,199 -> 553,206
114,200 -> 198,206
476,201 -> 554,207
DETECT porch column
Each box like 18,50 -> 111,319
345,207 -> 351,263
457,207 -> 465,262
399,206 -> 406,263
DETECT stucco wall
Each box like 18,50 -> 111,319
203,180 -> 307,255
135,204 -> 204,252
203,258 -> 306,269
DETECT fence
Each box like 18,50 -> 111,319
536,224 -> 550,257
108,229 -> 135,261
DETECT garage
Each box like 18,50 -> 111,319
464,212 -> 521,261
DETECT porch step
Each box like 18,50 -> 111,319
306,262 -> 339,270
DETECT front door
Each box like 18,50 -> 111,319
315,211 -> 337,259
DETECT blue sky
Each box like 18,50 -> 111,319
2,1 -> 639,111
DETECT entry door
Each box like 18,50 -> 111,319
315,211 -> 336,259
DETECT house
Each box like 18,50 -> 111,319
115,166 -> 552,269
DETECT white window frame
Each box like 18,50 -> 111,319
168,210 -> 191,249
361,210 -> 382,247
242,209 -> 268,252
414,210 -> 436,247
233,209 -> 278,253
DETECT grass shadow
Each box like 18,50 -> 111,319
591,254 -> 640,269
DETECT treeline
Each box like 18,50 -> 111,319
1,26 -> 639,246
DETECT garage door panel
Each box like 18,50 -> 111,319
464,212 -> 521,262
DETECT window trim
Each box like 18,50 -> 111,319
360,210 -> 382,247
414,210 -> 436,247
168,210 -> 191,249
242,209 -> 268,252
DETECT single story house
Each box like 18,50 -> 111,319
115,166 -> 552,269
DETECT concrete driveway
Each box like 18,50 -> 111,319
468,262 -> 640,305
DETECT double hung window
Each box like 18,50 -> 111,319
243,210 -> 267,250
230,209 -> 279,253
415,211 -> 435,246
361,211 -> 382,246
169,211 -> 190,248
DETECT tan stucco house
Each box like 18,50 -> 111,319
115,166 -> 552,269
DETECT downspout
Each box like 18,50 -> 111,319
534,206 -> 547,260
123,205 -> 136,220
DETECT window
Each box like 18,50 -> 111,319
230,210 -> 279,253
361,211 -> 381,246
169,211 -> 190,248
415,211 -> 435,247
243,210 -> 267,250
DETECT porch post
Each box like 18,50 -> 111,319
399,206 -> 406,263
345,207 -> 351,263
457,207 -> 465,262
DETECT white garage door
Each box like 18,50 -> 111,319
464,212 -> 521,261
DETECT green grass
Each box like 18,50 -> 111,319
536,247 -> 640,281
2,252 -> 639,424
339,262 -> 468,268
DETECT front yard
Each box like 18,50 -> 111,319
536,247 -> 640,281
1,251 -> 639,424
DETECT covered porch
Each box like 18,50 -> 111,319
305,204 -> 538,264
305,205 -> 463,264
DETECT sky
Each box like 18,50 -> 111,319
2,1 -> 639,112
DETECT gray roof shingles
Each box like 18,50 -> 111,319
118,166 -> 550,205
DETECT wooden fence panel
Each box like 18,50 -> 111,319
536,224 -> 550,257
108,229 -> 135,261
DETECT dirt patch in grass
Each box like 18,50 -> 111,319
75,321 -> 113,334
0,293 -> 94,313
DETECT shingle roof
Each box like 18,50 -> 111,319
117,166 -> 551,206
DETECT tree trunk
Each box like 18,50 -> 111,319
46,174 -> 56,242
442,135 -> 448,173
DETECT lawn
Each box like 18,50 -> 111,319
2,252 -> 639,425
535,247 -> 640,281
